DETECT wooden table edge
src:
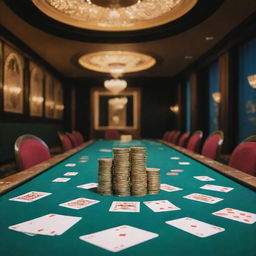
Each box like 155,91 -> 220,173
160,140 -> 256,191
0,140 -> 95,195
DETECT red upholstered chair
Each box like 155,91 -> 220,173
15,134 -> 51,171
162,131 -> 170,141
72,131 -> 84,146
229,135 -> 256,176
186,130 -> 203,153
178,132 -> 190,147
58,133 -> 73,152
105,130 -> 120,140
67,132 -> 80,147
172,131 -> 181,144
166,130 -> 176,142
201,131 -> 224,160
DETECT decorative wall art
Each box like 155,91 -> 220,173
45,73 -> 55,118
53,79 -> 64,120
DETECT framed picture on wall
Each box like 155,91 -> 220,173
45,73 -> 55,118
53,79 -> 64,120
29,62 -> 44,117
3,46 -> 24,114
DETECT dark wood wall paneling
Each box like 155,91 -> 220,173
72,77 -> 177,139
174,11 -> 256,154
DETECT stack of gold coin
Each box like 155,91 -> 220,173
97,158 -> 113,195
130,147 -> 147,196
112,148 -> 131,197
146,168 -> 160,194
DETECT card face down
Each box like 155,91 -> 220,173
183,193 -> 223,204
166,217 -> 225,238
144,200 -> 180,212
109,201 -> 140,212
59,198 -> 100,210
79,225 -> 158,252
213,208 -> 256,224
9,191 -> 52,203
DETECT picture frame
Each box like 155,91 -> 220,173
44,73 -> 55,118
53,78 -> 64,120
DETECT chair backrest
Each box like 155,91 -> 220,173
15,134 -> 51,171
72,131 -> 84,146
178,132 -> 190,147
229,135 -> 256,176
162,131 -> 170,141
58,132 -> 73,152
172,131 -> 181,144
201,131 -> 224,160
186,130 -> 203,153
66,132 -> 80,147
105,130 -> 120,140
166,130 -> 176,142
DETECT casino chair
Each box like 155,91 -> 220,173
72,131 -> 84,146
58,132 -> 73,152
186,130 -> 203,153
162,131 -> 171,141
177,132 -> 190,147
105,130 -> 120,140
166,130 -> 176,142
15,134 -> 51,171
201,131 -> 224,160
66,132 -> 80,148
172,131 -> 181,144
229,135 -> 256,176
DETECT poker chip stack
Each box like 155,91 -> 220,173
112,148 -> 131,197
146,168 -> 160,194
130,147 -> 147,197
97,158 -> 113,195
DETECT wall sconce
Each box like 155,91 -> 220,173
170,105 -> 179,113
212,92 -> 221,103
247,74 -> 256,88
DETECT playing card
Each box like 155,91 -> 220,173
99,149 -> 112,152
213,208 -> 256,224
59,198 -> 100,210
9,214 -> 81,236
166,172 -> 179,176
170,157 -> 180,160
64,172 -> 78,176
144,200 -> 180,212
179,162 -> 190,165
9,191 -> 52,203
170,169 -> 184,173
200,184 -> 234,192
193,176 -> 215,181
183,193 -> 223,204
77,183 -> 98,189
65,163 -> 76,167
160,184 -> 183,192
79,160 -> 88,163
79,225 -> 158,252
109,201 -> 140,212
166,217 -> 225,238
52,177 -> 70,182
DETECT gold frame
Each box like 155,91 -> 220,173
44,73 -> 55,118
93,89 -> 140,130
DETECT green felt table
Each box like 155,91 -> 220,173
0,140 -> 256,256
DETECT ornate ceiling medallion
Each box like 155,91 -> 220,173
32,0 -> 198,31
78,51 -> 156,74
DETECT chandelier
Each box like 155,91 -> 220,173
212,92 -> 221,103
32,0 -> 197,31
108,97 -> 128,110
104,78 -> 127,94
247,74 -> 256,88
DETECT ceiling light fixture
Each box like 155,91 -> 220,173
108,97 -> 128,110
32,0 -> 198,31
247,74 -> 256,88
104,78 -> 127,94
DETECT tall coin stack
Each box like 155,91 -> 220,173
146,168 -> 160,194
97,158 -> 113,195
112,148 -> 131,197
130,147 -> 147,196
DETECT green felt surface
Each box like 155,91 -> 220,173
0,140 -> 256,256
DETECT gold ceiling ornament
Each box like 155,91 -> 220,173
32,0 -> 197,31
78,51 -> 156,74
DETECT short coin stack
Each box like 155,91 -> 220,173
146,168 -> 160,194
97,158 -> 113,195
112,148 -> 131,197
130,147 -> 148,197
